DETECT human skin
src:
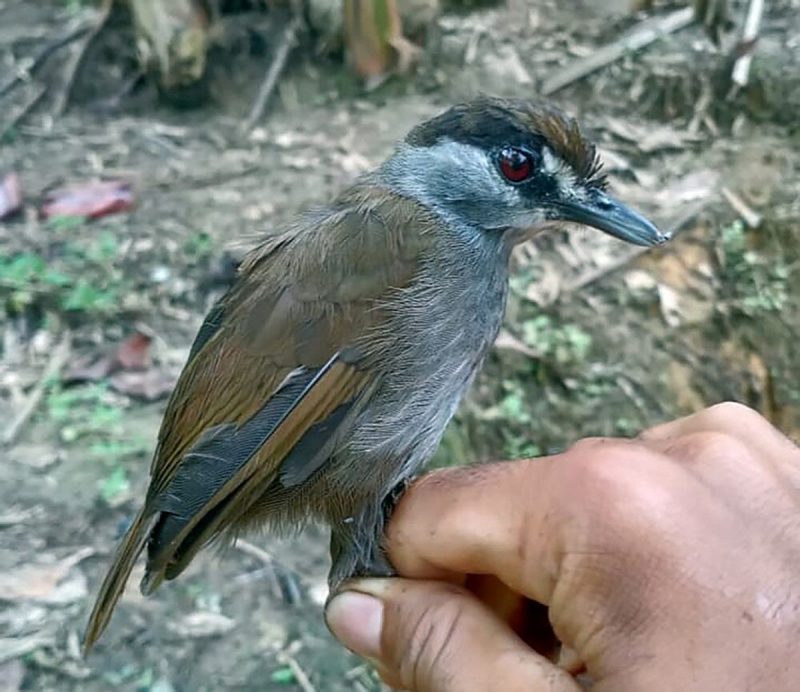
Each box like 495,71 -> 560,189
325,402 -> 800,691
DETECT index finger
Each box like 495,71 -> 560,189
385,456 -> 565,604
386,440 -> 685,606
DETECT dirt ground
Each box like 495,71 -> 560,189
1,0 -> 799,690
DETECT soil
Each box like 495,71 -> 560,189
1,0 -> 799,690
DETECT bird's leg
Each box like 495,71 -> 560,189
327,477 -> 414,592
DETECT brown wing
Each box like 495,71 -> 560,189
83,187 -> 434,651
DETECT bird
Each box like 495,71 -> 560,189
82,96 -> 668,651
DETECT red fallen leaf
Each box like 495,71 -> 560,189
41,180 -> 134,220
115,332 -> 152,370
0,172 -> 22,220
64,331 -> 152,383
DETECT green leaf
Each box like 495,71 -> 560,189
270,667 -> 296,685
99,466 -> 130,503
46,215 -> 85,231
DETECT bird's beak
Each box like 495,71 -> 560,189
553,191 -> 669,247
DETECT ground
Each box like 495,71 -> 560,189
1,0 -> 799,690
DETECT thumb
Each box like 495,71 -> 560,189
325,578 -> 580,692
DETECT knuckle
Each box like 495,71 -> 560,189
559,440 -> 647,506
668,430 -> 753,467
703,401 -> 762,428
557,442 -> 676,547
566,436 -> 617,455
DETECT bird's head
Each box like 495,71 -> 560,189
380,96 -> 667,247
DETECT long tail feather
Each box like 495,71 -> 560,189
82,508 -> 156,654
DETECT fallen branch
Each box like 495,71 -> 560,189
2,331 -> 72,447
559,200 -> 708,298
0,83 -> 46,139
234,538 -> 303,604
542,7 -> 695,96
53,0 -> 114,116
0,21 -> 91,100
243,4 -> 303,132
721,186 -> 762,227
276,651 -> 317,692
731,0 -> 764,88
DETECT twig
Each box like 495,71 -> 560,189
243,4 -> 303,132
235,537 -> 307,604
558,200 -> 708,298
0,82 -> 46,139
731,0 -> 764,88
721,186 -> 762,228
615,375 -> 651,422
276,651 -> 317,692
542,8 -> 694,96
234,537 -> 277,566
53,0 -> 114,116
0,632 -> 57,665
0,21 -> 91,100
233,538 -> 286,599
2,331 -> 71,447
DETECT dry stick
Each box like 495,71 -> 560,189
243,7 -> 303,132
559,200 -> 708,298
276,651 -> 317,692
234,538 -> 305,603
54,0 -> 114,116
541,7 -> 695,96
0,21 -> 91,100
0,83 -> 46,138
721,186 -> 762,228
731,0 -> 765,88
234,537 -> 278,567
2,332 -> 72,447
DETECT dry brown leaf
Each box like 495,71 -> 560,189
603,118 -> 705,153
665,361 -> 707,413
0,548 -> 93,605
343,0 -> 419,85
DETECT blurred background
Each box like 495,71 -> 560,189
0,0 -> 798,689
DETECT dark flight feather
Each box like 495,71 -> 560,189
149,360 -> 338,558
279,400 -> 355,487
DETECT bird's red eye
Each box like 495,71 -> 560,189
498,147 -> 534,183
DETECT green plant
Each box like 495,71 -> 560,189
183,231 -> 214,261
270,667 -> 296,685
521,315 -> 593,367
720,220 -> 789,315
0,229 -> 126,317
45,382 -> 149,503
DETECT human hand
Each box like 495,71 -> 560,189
326,403 -> 800,691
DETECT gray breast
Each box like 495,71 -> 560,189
339,232 -> 510,488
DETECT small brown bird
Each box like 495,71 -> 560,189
83,96 -> 667,651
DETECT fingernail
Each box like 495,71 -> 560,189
326,591 -> 384,659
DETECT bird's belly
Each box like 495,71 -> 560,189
297,262 -> 508,522
319,319 -> 499,516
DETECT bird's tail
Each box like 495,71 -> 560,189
82,508 -> 156,654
